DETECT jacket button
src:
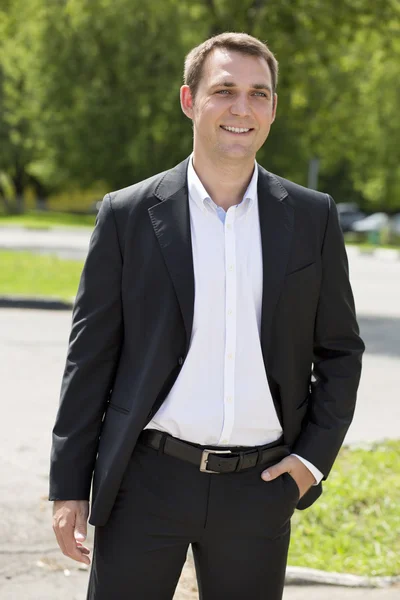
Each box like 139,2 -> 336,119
178,356 -> 184,366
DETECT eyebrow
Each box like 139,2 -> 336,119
210,80 -> 273,94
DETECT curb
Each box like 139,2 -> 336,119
185,552 -> 400,589
0,295 -> 74,310
285,566 -> 400,588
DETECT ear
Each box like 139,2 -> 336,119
271,93 -> 278,123
180,85 -> 194,120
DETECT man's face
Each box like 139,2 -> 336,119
181,48 -> 277,161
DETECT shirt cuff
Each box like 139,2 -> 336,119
291,454 -> 324,485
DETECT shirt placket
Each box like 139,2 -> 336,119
218,206 -> 237,445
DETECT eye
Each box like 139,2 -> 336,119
253,91 -> 268,97
216,89 -> 231,95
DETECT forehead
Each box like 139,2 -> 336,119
201,47 -> 272,87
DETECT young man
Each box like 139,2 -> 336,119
50,33 -> 364,600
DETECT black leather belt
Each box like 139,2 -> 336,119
139,430 -> 290,474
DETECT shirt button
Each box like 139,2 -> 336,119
228,265 -> 234,272
226,224 -> 232,230
227,309 -> 233,315
226,396 -> 232,403
178,356 -> 184,366
227,353 -> 233,360
222,439 -> 229,444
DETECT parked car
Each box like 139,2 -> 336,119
336,203 -> 366,232
388,213 -> 400,236
350,212 -> 389,233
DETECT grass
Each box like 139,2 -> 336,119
346,241 -> 400,251
344,231 -> 400,250
0,251 -> 84,300
0,211 -> 95,229
289,440 -> 400,576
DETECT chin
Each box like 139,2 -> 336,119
220,146 -> 254,160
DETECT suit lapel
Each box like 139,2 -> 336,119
148,158 -> 195,353
258,166 -> 294,365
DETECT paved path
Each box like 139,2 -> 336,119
0,226 -> 91,259
0,246 -> 399,598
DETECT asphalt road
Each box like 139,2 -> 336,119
0,248 -> 399,598
0,226 -> 91,260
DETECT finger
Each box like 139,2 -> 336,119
59,520 -> 90,564
76,541 -> 90,553
71,540 -> 91,558
74,507 -> 88,542
261,457 -> 291,481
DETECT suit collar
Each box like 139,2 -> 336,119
257,163 -> 289,203
154,157 -> 190,203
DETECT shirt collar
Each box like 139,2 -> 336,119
187,154 -> 258,216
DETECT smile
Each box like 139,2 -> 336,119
220,125 -> 253,134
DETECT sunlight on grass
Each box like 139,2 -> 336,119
0,251 -> 83,300
289,440 -> 400,576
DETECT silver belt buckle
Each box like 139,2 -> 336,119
200,449 -> 232,474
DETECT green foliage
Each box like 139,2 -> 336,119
1,0 -> 400,210
0,1 -> 44,210
31,0 -> 193,187
289,440 -> 400,576
0,250 -> 83,299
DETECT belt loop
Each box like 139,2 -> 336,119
235,452 -> 245,472
256,448 -> 262,465
158,432 -> 167,456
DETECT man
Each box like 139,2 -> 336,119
50,32 -> 364,600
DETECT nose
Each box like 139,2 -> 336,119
230,94 -> 251,117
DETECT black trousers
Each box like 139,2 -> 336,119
87,437 -> 299,600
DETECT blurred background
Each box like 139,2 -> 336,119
0,1 -> 399,599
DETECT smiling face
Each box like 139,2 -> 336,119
180,48 -> 277,163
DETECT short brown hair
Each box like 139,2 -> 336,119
184,32 -> 278,101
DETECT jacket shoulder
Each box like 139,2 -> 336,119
272,173 -> 330,208
106,169 -> 170,211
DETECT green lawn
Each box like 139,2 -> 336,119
0,211 -> 95,229
0,251 -> 83,300
289,440 -> 400,576
346,241 -> 400,251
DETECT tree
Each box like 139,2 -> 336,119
2,0 -> 400,211
0,1 -> 50,212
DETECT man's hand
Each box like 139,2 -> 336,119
261,455 -> 316,498
52,500 -> 91,565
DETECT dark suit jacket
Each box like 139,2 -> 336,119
49,157 -> 364,526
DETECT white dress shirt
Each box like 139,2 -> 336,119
146,157 -> 322,484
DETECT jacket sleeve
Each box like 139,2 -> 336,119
49,194 -> 123,500
292,195 -> 365,478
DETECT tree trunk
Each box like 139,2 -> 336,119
30,175 -> 48,211
0,186 -> 13,214
13,160 -> 25,214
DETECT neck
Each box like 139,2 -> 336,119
192,148 -> 256,211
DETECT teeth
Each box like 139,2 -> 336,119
222,126 -> 251,133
